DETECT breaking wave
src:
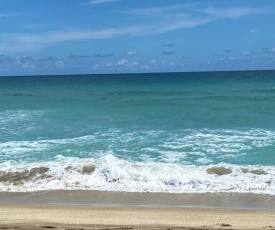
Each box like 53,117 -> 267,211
0,154 -> 274,194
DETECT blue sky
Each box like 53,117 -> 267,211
1,0 -> 275,76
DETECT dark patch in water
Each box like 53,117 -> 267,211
60,98 -> 76,102
251,169 -> 266,175
65,166 -> 75,171
241,168 -> 266,175
0,167 -> 49,185
2,94 -> 34,97
64,165 -> 96,175
207,167 -> 232,175
81,165 -> 96,175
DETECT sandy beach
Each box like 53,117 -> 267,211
0,204 -> 275,230
0,191 -> 275,230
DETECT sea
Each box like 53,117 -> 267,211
0,71 -> 275,194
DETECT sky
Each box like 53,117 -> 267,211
1,0 -> 275,76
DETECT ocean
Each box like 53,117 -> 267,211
0,71 -> 275,194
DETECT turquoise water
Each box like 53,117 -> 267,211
0,71 -> 275,193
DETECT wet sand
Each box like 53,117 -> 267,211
0,191 -> 275,230
1,190 -> 275,209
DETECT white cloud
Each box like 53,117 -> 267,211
132,61 -> 139,66
87,0 -> 119,5
15,28 -> 122,44
92,64 -> 100,69
105,63 -> 113,67
124,4 -> 213,34
94,53 -> 113,58
14,56 -> 35,71
56,61 -> 64,69
21,62 -> 35,71
272,48 -> 275,53
126,51 -> 138,56
161,51 -> 175,55
117,59 -> 128,66
1,29 -> 124,53
141,65 -> 149,70
125,5 -> 272,35
150,59 -> 156,64
16,55 -> 32,63
92,64 -> 100,70
199,7 -> 270,19
126,4 -> 194,17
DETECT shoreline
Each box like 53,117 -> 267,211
1,190 -> 275,210
0,204 -> 275,230
1,191 -> 275,229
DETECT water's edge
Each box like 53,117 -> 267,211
0,190 -> 274,210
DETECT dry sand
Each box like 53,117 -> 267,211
0,204 -> 275,230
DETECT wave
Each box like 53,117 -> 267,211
0,155 -> 274,194
1,128 -> 275,165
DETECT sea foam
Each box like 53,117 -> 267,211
0,154 -> 274,194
